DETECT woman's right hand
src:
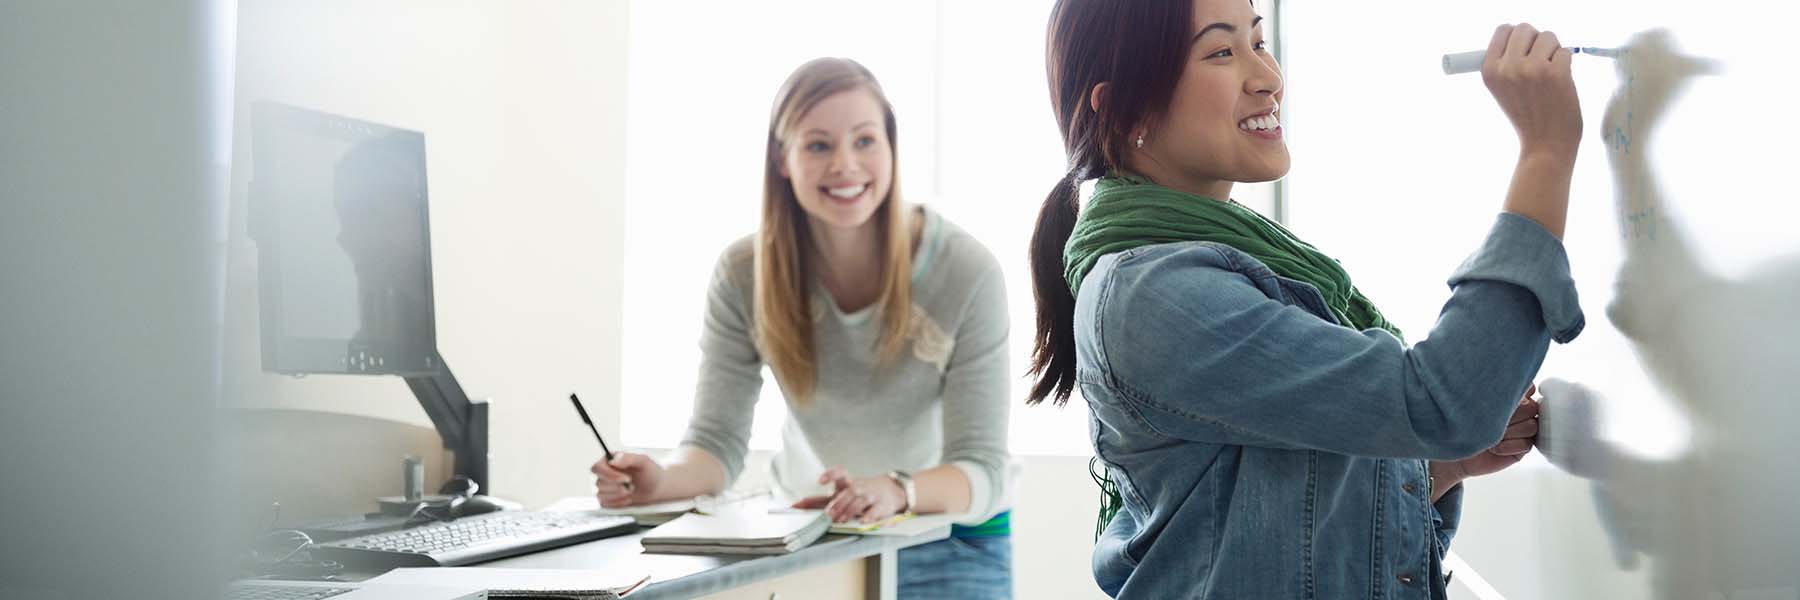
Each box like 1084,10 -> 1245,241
1481,23 -> 1583,161
592,451 -> 664,508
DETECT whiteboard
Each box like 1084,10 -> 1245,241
1280,1 -> 1800,598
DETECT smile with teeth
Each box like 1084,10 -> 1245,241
825,183 -> 869,199
1239,113 -> 1281,132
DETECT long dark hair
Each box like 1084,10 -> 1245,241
1027,0 -> 1195,406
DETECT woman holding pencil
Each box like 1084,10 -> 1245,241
590,57 -> 1014,598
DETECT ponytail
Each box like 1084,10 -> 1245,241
1037,0 -> 1195,539
1033,0 -> 1189,406
1027,175 -> 1082,406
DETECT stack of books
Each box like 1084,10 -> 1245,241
640,510 -> 830,556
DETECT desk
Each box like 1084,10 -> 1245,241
230,411 -> 949,598
411,524 -> 947,600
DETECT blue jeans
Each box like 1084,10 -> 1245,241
897,534 -> 1013,600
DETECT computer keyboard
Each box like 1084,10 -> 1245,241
314,510 -> 636,568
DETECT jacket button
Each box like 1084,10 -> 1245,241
1403,482 -> 1418,494
1397,574 -> 1416,585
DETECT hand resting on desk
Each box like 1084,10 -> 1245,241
790,466 -> 907,524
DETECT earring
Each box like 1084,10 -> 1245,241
1135,134 -> 1145,149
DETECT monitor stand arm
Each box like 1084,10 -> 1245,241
404,352 -> 489,495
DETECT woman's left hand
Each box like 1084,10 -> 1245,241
1436,386 -> 1541,491
791,466 -> 907,523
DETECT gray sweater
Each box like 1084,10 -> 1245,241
680,207 -> 1012,524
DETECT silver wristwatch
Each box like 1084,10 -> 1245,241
886,470 -> 917,513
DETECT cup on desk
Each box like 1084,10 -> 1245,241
404,455 -> 425,502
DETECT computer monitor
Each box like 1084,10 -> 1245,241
248,101 -> 487,490
249,102 -> 436,376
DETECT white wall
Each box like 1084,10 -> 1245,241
1013,455 -> 1113,599
223,0 -> 630,508
1446,462 -> 1666,600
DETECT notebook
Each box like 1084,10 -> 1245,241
639,510 -> 829,555
368,568 -> 650,599
543,496 -> 695,526
825,512 -> 961,537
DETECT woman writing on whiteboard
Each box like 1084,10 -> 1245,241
1026,0 -> 1584,598
591,57 -> 1014,598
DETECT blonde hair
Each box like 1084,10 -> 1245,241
756,57 -> 913,404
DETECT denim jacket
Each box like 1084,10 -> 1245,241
1076,213 -> 1584,599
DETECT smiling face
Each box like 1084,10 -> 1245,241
1134,0 -> 1289,195
778,88 -> 895,233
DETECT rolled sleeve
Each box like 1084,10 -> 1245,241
947,460 -> 999,524
1449,212 -> 1585,343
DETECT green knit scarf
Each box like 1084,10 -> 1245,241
1065,172 -> 1404,539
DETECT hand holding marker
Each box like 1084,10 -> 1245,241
1442,46 -> 1619,75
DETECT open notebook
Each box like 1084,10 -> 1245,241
824,512 -> 961,537
761,506 -> 962,537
